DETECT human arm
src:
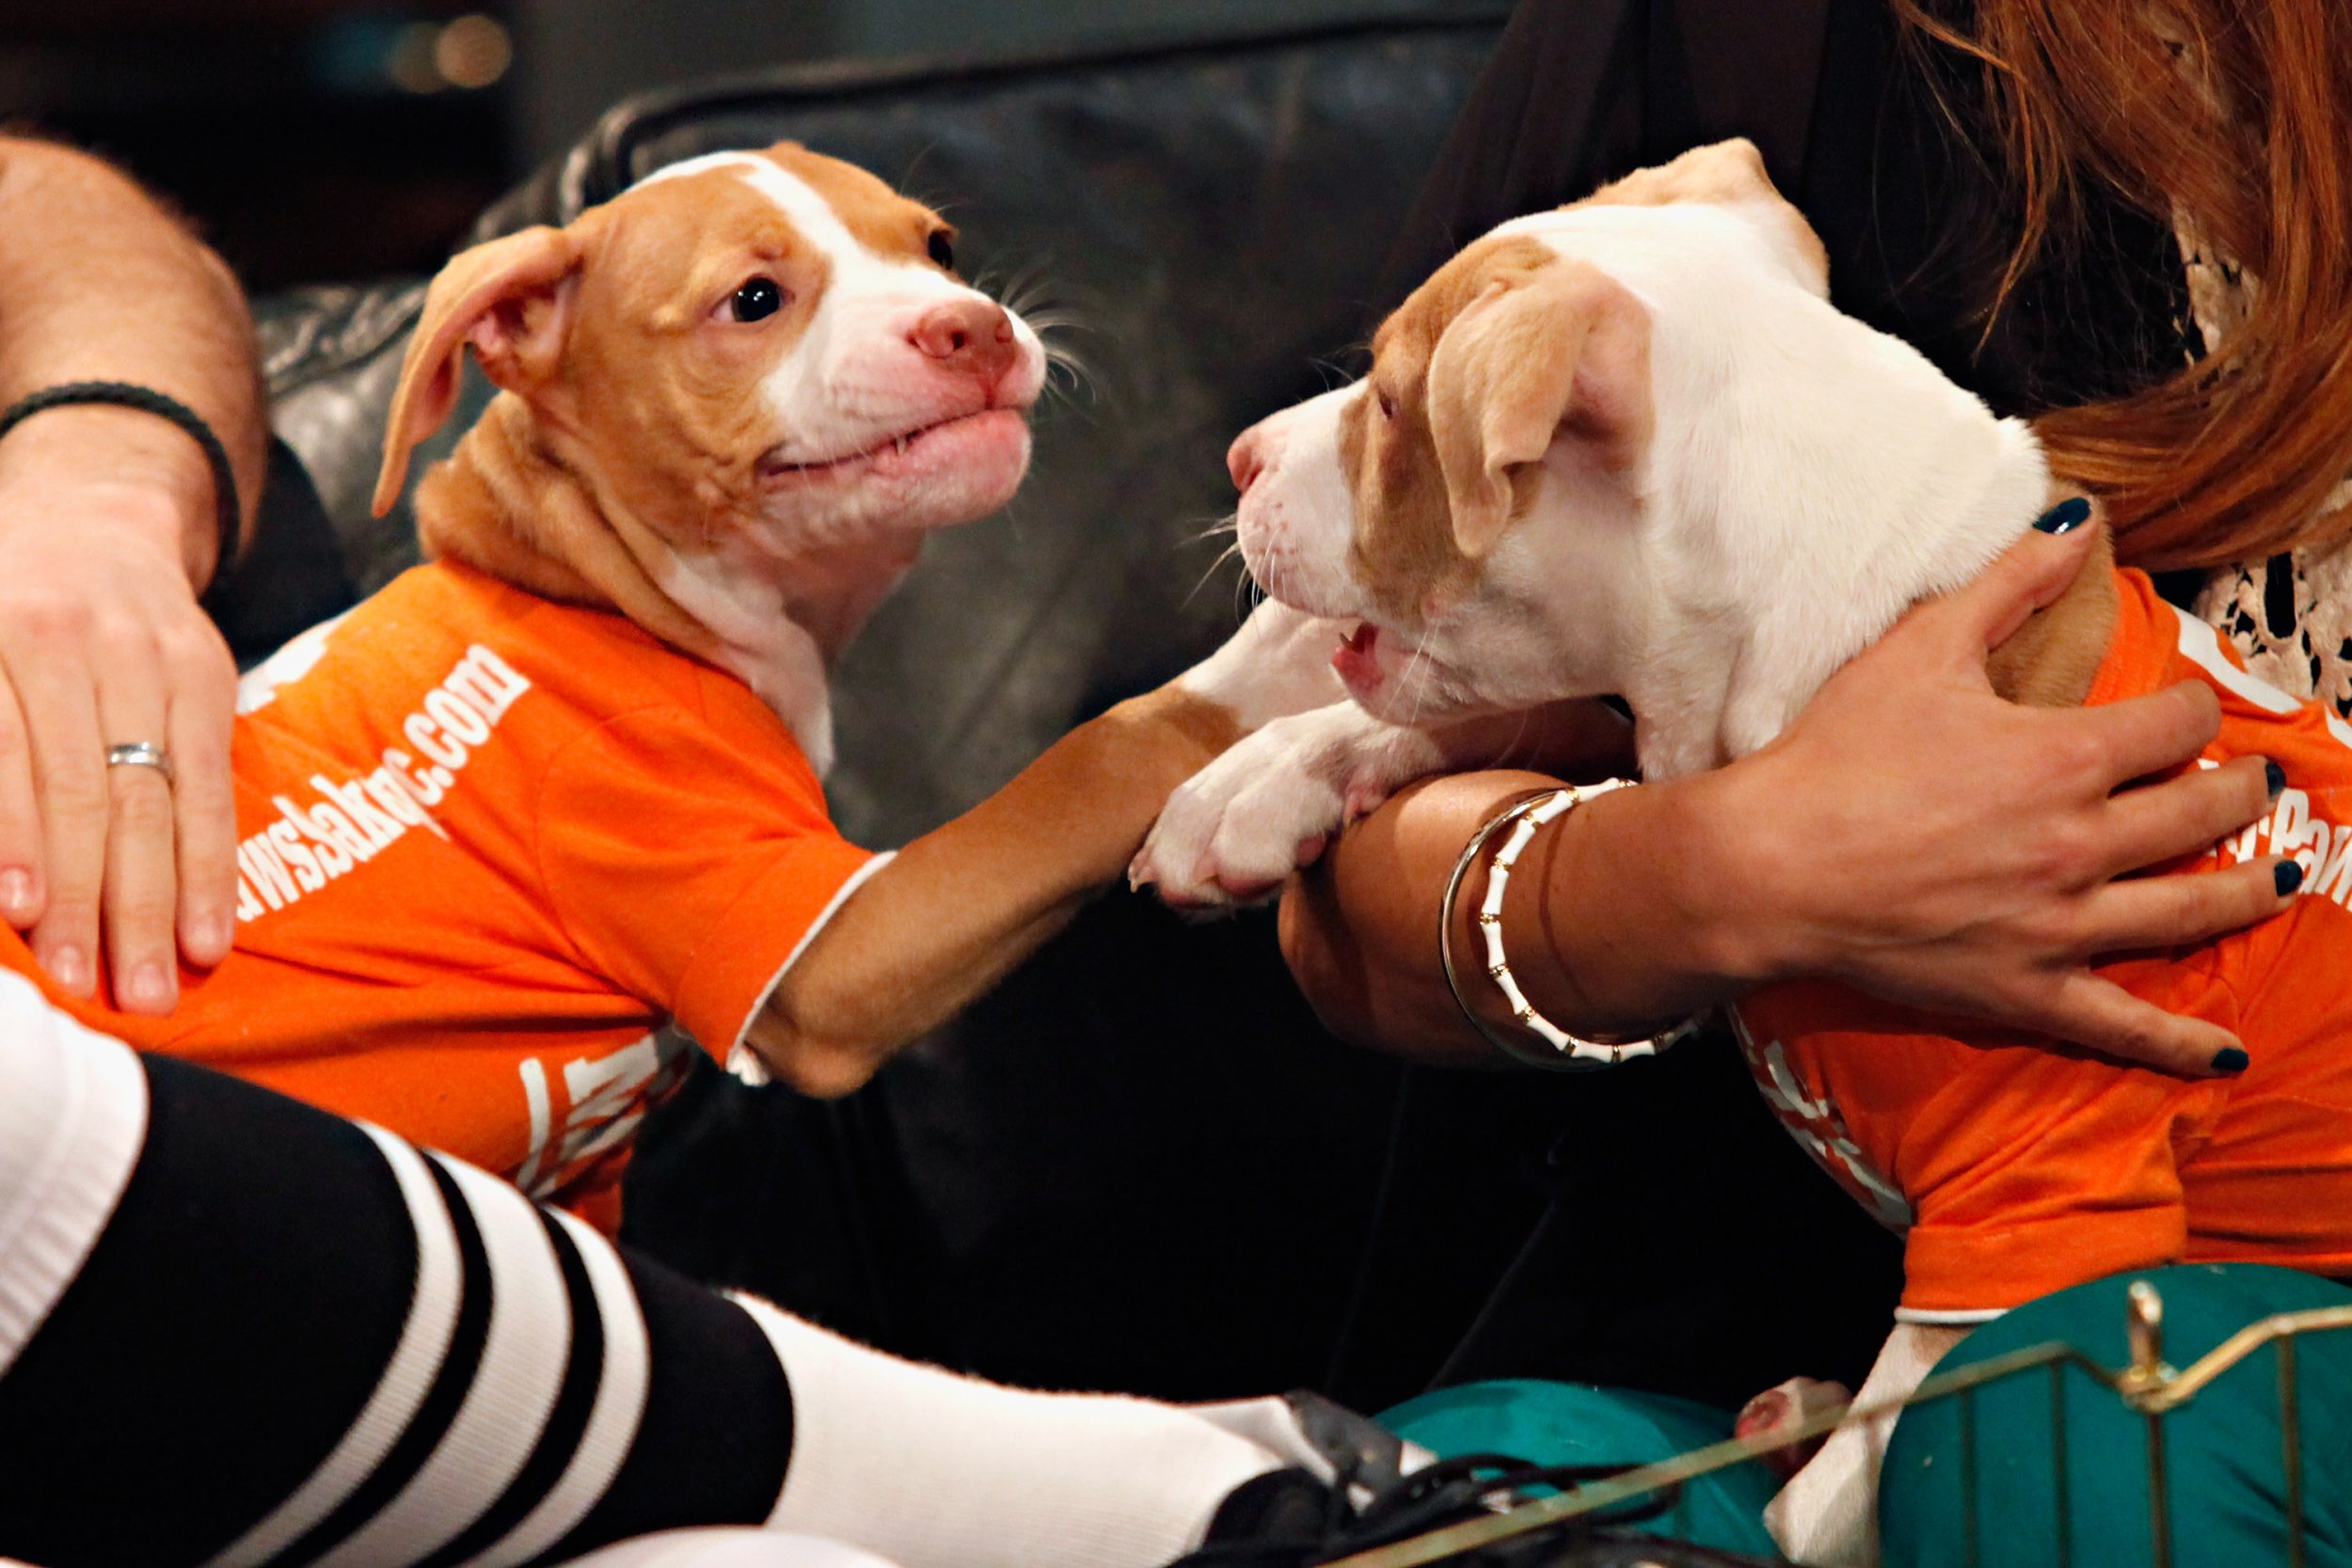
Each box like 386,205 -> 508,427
1279,524 -> 2294,1075
0,135 -> 266,1008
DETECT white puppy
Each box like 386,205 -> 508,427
1133,139 -> 2059,1564
1137,140 -> 2046,896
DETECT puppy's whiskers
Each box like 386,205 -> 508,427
993,261 -> 1050,314
1186,539 -> 1245,602
1396,609 -> 1456,730
1039,334 -> 1099,411
1399,633 -> 1437,728
1184,513 -> 1240,547
1032,330 -> 1099,406
1308,341 -> 1372,394
989,270 -> 1102,406
1176,515 -> 1250,611
896,142 -> 947,205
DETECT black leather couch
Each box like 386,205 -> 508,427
234,6 -> 1900,1418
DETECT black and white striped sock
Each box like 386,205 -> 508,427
0,977 -> 791,1568
739,1300 -> 1288,1568
0,974 -> 1303,1568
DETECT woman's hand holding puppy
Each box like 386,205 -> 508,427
1714,521 -> 2287,1074
1281,524 -> 2295,1077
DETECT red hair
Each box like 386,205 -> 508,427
1899,0 -> 2352,569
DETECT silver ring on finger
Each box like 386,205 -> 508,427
105,741 -> 176,788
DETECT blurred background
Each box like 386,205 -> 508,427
4,0 -> 1465,291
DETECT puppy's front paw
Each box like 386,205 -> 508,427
1133,704 -> 1445,911
1131,736 -> 1348,911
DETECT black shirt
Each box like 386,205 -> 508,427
1377,0 -> 2191,423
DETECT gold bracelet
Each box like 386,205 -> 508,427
1438,782 -> 1700,1070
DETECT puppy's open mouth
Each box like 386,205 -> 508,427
1332,622 -> 1382,690
756,409 -> 1020,483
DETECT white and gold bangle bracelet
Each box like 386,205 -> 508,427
1438,781 -> 1700,1070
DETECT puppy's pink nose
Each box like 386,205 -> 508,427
909,299 -> 1017,386
1229,430 -> 1267,495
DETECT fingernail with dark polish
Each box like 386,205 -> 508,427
0,868 -> 30,919
2265,759 -> 2287,800
2212,1047 -> 2250,1075
2033,497 -> 2092,534
2278,861 -> 2305,896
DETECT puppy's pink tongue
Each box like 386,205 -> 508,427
1332,623 -> 1381,690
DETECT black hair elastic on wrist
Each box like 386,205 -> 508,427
0,381 -> 243,589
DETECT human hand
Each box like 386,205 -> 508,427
1713,520 -> 2290,1075
0,404 -> 240,1010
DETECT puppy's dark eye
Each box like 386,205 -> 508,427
728,277 -> 787,322
926,230 -> 956,271
1375,389 -> 1399,420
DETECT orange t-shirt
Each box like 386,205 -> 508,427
5,560 -> 877,1216
1732,567 -> 2352,1323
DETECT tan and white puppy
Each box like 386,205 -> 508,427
1132,140 -> 2069,1562
364,141 -> 1340,1097
1133,139 -> 2053,904
376,145 -> 1051,778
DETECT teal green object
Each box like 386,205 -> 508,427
1882,1265 -> 2352,1568
1382,1379 -> 1782,1558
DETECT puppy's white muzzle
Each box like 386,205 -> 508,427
1232,388 -> 1362,622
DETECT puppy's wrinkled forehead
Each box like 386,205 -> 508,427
1330,231 -> 1569,617
598,145 -> 951,312
1369,230 -> 1562,376
1336,138 -> 1823,616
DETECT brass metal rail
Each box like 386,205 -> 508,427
1323,1281 -> 2352,1568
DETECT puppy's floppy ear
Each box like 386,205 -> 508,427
1426,260 -> 1651,559
372,225 -> 583,517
